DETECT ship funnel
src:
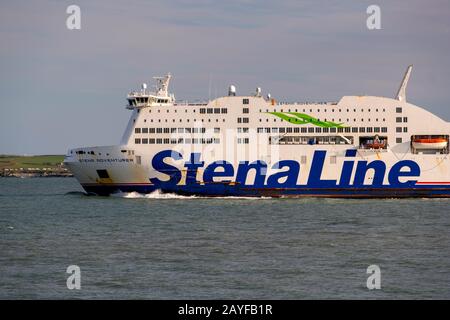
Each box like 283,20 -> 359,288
228,85 -> 236,96
255,87 -> 262,97
267,93 -> 271,100
396,65 -> 413,102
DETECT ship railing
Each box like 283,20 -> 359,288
174,100 -> 209,106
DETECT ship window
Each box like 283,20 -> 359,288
374,127 -> 380,133
315,127 -> 321,133
403,127 -> 408,133
156,128 -> 162,133
301,128 -> 307,133
344,127 -> 351,133
396,127 -> 402,133
286,128 -> 292,133
149,128 -> 155,133
381,127 -> 387,133
142,138 -> 148,144
359,127 -> 365,133
221,108 -> 227,113
142,128 -> 148,134
243,99 -> 249,104
96,170 -> 110,179
367,127 -> 373,133
242,118 -> 249,123
336,128 -> 342,133
279,128 -> 285,133
135,138 -> 141,144
396,107 -> 402,113
272,128 -> 278,133
396,117 -> 402,123
163,128 -> 169,133
171,138 -> 177,144
207,108 -> 213,114
308,128 -> 314,133
200,108 -> 206,114
243,108 -> 249,114
214,128 -> 220,133
171,128 -> 176,133
396,137 -> 403,143
403,117 -> 408,122
238,118 -> 242,123
294,127 -> 300,133
178,138 -> 184,144
330,128 -> 337,133
214,108 -> 220,114
352,127 -> 358,133
164,138 -> 170,144
135,128 -> 141,134
149,138 -> 155,144
156,138 -> 162,144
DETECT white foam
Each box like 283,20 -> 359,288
111,190 -> 197,199
110,189 -> 271,200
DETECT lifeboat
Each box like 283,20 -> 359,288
365,141 -> 386,149
412,138 -> 448,149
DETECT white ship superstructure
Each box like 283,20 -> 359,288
64,66 -> 450,197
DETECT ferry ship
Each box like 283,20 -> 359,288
64,66 -> 450,197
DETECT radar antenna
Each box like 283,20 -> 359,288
153,73 -> 171,97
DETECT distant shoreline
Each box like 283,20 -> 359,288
0,154 -> 73,177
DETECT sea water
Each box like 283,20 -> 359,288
0,178 -> 449,299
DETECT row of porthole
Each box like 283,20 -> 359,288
260,108 -> 387,113
259,118 -> 386,123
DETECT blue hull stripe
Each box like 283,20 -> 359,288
81,183 -> 450,198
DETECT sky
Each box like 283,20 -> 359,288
1,0 -> 450,155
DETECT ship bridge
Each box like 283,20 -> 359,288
126,73 -> 175,109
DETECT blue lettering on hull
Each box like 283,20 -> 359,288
78,150 -> 450,197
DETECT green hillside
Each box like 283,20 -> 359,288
0,155 -> 65,169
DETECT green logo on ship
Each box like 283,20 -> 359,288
267,112 -> 345,128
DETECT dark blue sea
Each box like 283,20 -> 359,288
1,177 -> 449,299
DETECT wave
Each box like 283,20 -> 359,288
110,189 -> 271,200
64,191 -> 92,196
111,190 -> 197,199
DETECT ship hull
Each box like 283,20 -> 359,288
79,183 -> 450,198
64,145 -> 450,198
